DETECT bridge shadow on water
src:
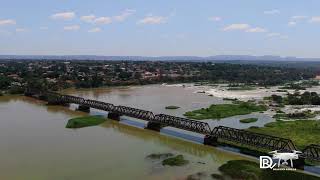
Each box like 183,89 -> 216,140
100,120 -> 242,164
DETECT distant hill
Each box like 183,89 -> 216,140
0,55 -> 320,61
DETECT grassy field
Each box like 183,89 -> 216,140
184,102 -> 266,120
240,118 -> 258,123
248,120 -> 320,149
216,160 -> 320,180
162,155 -> 189,166
66,115 -> 106,128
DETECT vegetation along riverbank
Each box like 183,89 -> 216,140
165,105 -> 180,109
184,101 -> 267,120
240,118 -> 258,123
66,116 -> 106,128
248,120 -> 320,149
215,160 -> 320,180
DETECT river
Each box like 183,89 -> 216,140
0,85 -> 249,180
0,84 -> 317,179
62,84 -> 274,129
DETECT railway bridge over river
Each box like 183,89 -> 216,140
26,91 -> 320,163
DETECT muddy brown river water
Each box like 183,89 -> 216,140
0,84 -> 318,179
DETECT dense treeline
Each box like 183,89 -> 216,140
195,63 -> 315,86
287,91 -> 320,105
0,60 -> 317,93
269,91 -> 320,105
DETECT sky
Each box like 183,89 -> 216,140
1,0 -> 320,57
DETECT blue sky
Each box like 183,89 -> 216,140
1,0 -> 320,57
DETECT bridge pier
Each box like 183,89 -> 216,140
145,121 -> 162,131
292,157 -> 305,169
204,135 -> 218,146
38,94 -> 48,101
108,112 -> 121,121
77,105 -> 90,113
47,99 -> 69,106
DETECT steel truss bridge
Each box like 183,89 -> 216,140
28,91 -> 320,161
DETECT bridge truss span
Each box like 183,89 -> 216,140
113,106 -> 155,121
302,144 -> 320,161
211,126 -> 296,151
84,99 -> 114,111
61,95 -> 85,104
154,114 -> 212,134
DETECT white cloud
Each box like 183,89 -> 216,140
137,15 -> 167,25
81,15 -> 96,23
264,9 -> 280,15
267,33 -> 281,37
0,29 -> 12,36
0,19 -> 16,26
246,27 -> 267,33
81,9 -> 135,24
88,27 -> 101,33
223,24 -> 268,34
64,25 -> 80,31
114,9 -> 136,22
291,15 -> 308,20
16,28 -> 27,32
94,17 -> 112,25
81,15 -> 112,24
288,21 -> 297,26
40,26 -> 48,30
267,33 -> 288,39
177,33 -> 187,39
280,35 -> 289,39
222,23 -> 250,31
288,16 -> 307,26
51,12 -> 75,20
309,16 -> 320,23
208,16 -> 222,22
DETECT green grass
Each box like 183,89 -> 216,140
146,153 -> 174,159
165,105 -> 180,110
162,155 -> 189,166
218,160 -> 320,180
184,102 -> 267,120
240,118 -> 258,123
219,160 -> 261,180
66,115 -> 106,128
248,120 -> 320,149
273,111 -> 317,120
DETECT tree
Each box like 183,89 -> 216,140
271,94 -> 283,104
0,76 -> 12,90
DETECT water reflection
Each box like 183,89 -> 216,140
103,122 -> 213,158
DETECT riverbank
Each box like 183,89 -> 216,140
248,120 -> 320,149
216,160 -> 320,180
